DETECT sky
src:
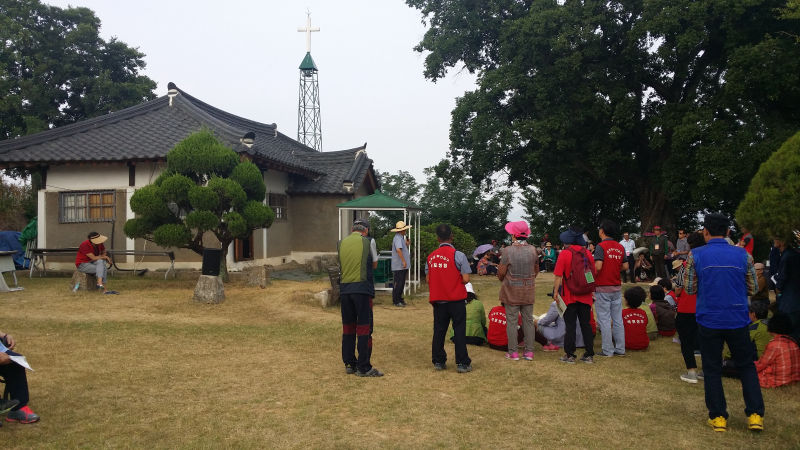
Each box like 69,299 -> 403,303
45,0 -> 477,183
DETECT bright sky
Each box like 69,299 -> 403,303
45,0 -> 476,183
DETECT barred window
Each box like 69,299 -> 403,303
269,193 -> 288,220
60,191 -> 115,223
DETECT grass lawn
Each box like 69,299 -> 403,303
2,272 -> 798,449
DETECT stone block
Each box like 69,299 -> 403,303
193,274 -> 225,304
242,265 -> 272,288
71,270 -> 98,291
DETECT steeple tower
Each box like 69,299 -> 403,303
297,12 -> 322,151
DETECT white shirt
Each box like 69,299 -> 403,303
620,238 -> 636,256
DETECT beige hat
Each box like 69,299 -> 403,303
649,277 -> 663,286
545,242 -> 552,247
754,262 -> 765,271
391,221 -> 412,232
672,260 -> 683,270
89,232 -> 108,245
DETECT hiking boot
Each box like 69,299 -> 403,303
456,364 -> 473,373
580,355 -> 594,364
433,362 -> 446,371
355,368 -> 384,377
747,413 -> 764,431
707,416 -> 727,432
560,354 -> 576,364
522,351 -> 534,361
614,352 -> 627,357
393,302 -> 405,308
600,352 -> 615,358
696,370 -> 704,380
0,399 -> 19,415
345,365 -> 356,375
5,405 -> 39,424
680,372 -> 698,384
505,352 -> 520,361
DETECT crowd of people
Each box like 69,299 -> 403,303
337,213 -> 800,433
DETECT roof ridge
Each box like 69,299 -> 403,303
177,87 -> 278,134
0,97 -> 169,153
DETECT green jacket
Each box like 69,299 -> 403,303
337,232 -> 374,296
448,299 -> 487,342
649,234 -> 669,256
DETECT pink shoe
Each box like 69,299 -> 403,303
523,351 -> 534,361
542,344 -> 560,352
505,352 -> 520,361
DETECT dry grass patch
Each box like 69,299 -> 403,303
1,273 -> 798,448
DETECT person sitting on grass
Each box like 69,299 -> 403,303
650,285 -> 677,337
755,313 -> 800,388
449,283 -> 487,346
0,330 -> 40,424
721,299 -> 771,378
75,231 -> 113,293
622,286 -> 650,350
658,277 -> 677,308
487,304 -> 523,351
535,300 -> 589,352
477,252 -> 498,276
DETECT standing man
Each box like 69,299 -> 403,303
674,229 -> 690,262
649,225 -> 669,279
619,232 -> 636,283
594,219 -> 627,357
553,226 -> 596,364
390,220 -> 412,307
338,219 -> 383,377
427,224 -> 473,373
497,220 -> 538,361
684,213 -> 763,432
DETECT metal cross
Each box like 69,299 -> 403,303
297,12 -> 320,53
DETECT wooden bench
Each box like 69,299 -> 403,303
30,248 -> 176,280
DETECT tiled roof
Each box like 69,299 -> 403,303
0,84 -> 376,194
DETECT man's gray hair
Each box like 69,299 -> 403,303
352,223 -> 368,232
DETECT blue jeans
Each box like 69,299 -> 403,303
595,290 -> 625,355
698,324 -> 764,419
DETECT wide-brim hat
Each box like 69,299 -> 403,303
559,229 -> 586,246
545,242 -> 552,247
649,277 -> 663,286
672,260 -> 683,270
505,220 -> 531,238
390,221 -> 412,232
89,233 -> 108,245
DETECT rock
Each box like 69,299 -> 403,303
193,274 -> 225,303
242,265 -> 271,288
71,271 -> 98,291
313,289 -> 331,307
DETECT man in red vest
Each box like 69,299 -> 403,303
594,219 -> 628,357
427,224 -> 473,373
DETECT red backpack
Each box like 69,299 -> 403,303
564,247 -> 596,295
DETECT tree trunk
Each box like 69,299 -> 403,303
219,241 -> 231,282
639,186 -> 677,238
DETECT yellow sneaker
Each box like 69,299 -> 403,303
708,416 -> 727,432
747,413 -> 764,431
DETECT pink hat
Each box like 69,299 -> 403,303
505,220 -> 531,238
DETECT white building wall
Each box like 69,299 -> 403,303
47,165 -> 129,190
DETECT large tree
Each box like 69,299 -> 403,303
0,0 -> 156,140
407,0 -> 800,233
124,130 -> 275,276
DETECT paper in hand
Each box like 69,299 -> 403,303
0,342 -> 34,371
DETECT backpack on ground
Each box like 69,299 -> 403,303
564,247 -> 596,295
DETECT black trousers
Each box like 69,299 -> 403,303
653,254 -> 666,279
341,293 -> 373,373
392,269 -> 407,305
622,255 -> 635,283
564,302 -> 594,357
675,312 -> 698,370
0,361 -> 29,410
432,301 -> 471,366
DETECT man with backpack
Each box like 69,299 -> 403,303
553,226 -> 597,363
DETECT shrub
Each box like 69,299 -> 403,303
736,131 -> 800,243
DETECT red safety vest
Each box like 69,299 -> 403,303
427,245 -> 467,302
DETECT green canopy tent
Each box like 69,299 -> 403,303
337,191 -> 422,295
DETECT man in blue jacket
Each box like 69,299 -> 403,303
684,213 -> 763,433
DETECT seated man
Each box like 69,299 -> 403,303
76,232 -> 112,292
0,330 -> 40,423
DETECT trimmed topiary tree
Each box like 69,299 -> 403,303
736,130 -> 800,243
125,129 -> 275,276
